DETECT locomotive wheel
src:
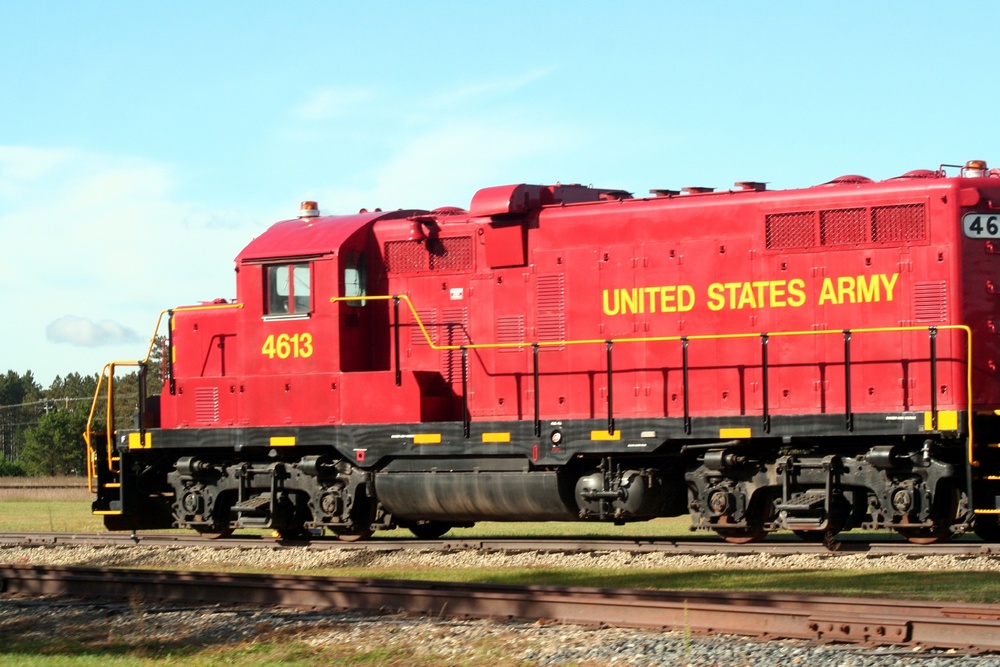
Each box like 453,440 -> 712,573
793,528 -> 841,551
792,514 -> 844,545
896,521 -> 952,544
713,493 -> 774,544
713,515 -> 767,544
792,528 -> 839,542
974,515 -> 1000,542
195,526 -> 234,540
896,514 -> 954,544
405,521 -> 452,540
895,487 -> 960,544
331,527 -> 374,542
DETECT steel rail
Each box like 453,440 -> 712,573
0,565 -> 998,652
0,531 -> 997,557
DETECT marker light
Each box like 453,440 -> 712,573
963,160 -> 988,178
299,201 -> 320,218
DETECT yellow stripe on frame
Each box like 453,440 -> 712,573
414,433 -> 442,444
720,428 -> 752,439
270,436 -> 296,447
482,432 -> 511,443
591,430 -> 621,441
128,432 -> 152,449
924,410 -> 959,431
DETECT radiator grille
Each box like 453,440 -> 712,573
384,241 -> 426,273
429,237 -> 473,271
194,387 -> 219,423
872,204 -> 926,242
766,212 -> 816,249
914,281 -> 947,323
820,208 -> 867,245
766,203 -> 927,250
384,237 -> 473,273
536,274 -> 566,349
411,309 -> 437,346
496,315 -> 525,353
537,313 -> 566,347
441,307 -> 469,383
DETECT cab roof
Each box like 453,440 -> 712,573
236,209 -> 423,263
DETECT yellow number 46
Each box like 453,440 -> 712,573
261,333 -> 314,359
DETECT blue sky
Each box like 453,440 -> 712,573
2,2 -> 998,386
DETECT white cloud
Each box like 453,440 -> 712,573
278,73 -> 576,211
420,68 -> 557,111
294,86 -> 376,121
0,145 -> 251,383
319,119 -> 576,212
46,316 -> 142,347
0,146 -> 78,201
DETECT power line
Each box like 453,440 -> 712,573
0,397 -> 101,412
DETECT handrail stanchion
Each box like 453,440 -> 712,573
105,363 -> 117,472
606,340 -> 615,435
929,326 -> 938,430
167,309 -> 176,396
682,337 -> 691,435
532,343 -> 541,438
138,361 -> 147,444
84,367 -> 109,492
393,296 -> 402,387
761,333 -> 771,434
461,345 -> 470,439
843,330 -> 853,432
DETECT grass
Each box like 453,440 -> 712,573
0,640 -> 527,667
0,484 -> 104,532
0,630 -> 513,667
300,565 -> 1000,604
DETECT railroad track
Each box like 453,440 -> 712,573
0,564 -> 997,653
0,531 -> 997,557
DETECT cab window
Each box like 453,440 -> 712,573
344,253 -> 367,307
266,263 -> 311,315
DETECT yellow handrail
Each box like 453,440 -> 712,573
332,294 -> 975,462
82,288 -> 982,494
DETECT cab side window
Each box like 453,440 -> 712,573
344,253 -> 367,307
266,263 -> 311,315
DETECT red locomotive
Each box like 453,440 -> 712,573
87,159 -> 1000,543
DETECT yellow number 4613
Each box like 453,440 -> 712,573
261,332 -> 314,359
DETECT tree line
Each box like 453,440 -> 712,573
0,367 -> 155,477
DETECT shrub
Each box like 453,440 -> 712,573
0,460 -> 26,476
20,408 -> 88,477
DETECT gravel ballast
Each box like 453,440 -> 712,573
5,543 -> 1000,572
2,544 -> 1000,666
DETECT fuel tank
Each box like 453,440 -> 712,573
375,458 -> 578,521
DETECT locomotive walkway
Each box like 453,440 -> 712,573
0,564 -> 997,653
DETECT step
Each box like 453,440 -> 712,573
775,491 -> 827,512
233,494 -> 271,514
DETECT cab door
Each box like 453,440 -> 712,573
338,249 -> 390,372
